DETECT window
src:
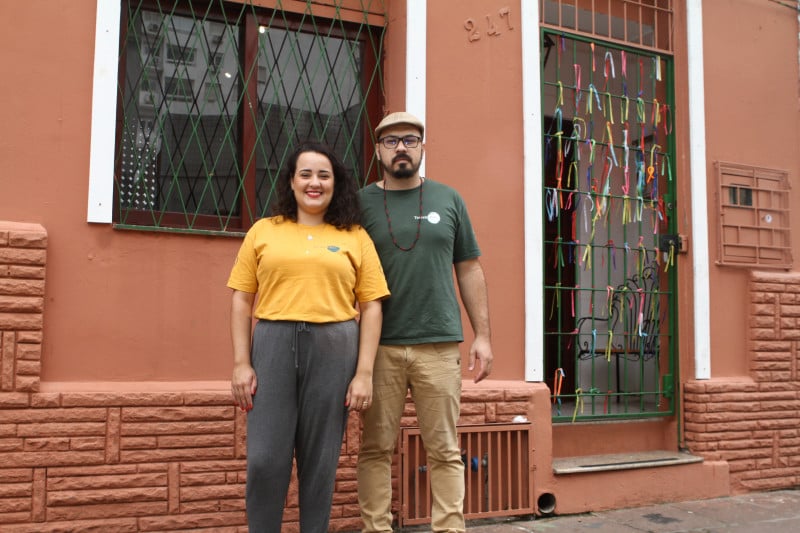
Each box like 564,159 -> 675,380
205,81 -> 221,103
541,0 -> 673,52
209,52 -> 224,73
115,1 -> 386,233
166,43 -> 197,65
165,75 -> 195,101
716,162 -> 792,268
728,186 -> 753,207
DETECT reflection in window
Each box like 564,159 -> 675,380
166,43 -> 197,64
165,76 -> 194,101
253,27 -> 365,214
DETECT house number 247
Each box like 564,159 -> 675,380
464,7 -> 513,43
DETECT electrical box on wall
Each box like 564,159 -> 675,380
715,161 -> 792,269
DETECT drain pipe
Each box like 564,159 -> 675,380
537,492 -> 557,515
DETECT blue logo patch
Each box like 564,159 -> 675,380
327,246 -> 340,252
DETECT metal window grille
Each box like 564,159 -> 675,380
115,0 -> 386,233
542,30 -> 677,421
399,424 -> 533,526
716,161 -> 792,268
540,0 -> 674,53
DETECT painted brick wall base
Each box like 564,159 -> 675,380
684,270 -> 800,493
0,221 -> 535,531
0,222 -> 46,394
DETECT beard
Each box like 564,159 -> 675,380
382,155 -> 420,179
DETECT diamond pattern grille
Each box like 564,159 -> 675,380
115,1 -> 386,232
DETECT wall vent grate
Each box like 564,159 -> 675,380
399,424 -> 533,526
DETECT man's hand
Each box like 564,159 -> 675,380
469,335 -> 493,383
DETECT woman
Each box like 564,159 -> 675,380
228,142 -> 389,532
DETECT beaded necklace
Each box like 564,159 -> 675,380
382,177 -> 424,251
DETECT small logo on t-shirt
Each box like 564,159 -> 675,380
327,246 -> 340,252
414,211 -> 441,224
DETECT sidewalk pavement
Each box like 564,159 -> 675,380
406,489 -> 800,532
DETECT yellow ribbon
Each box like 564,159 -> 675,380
572,388 -> 584,422
556,81 -> 564,109
664,243 -> 675,272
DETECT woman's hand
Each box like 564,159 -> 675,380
232,362 -> 257,411
230,290 -> 257,412
346,371 -> 373,412
347,299 -> 382,412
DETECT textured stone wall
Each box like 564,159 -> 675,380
684,270 -> 800,493
0,222 -> 46,394
0,220 -> 534,532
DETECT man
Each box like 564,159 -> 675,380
357,111 -> 494,532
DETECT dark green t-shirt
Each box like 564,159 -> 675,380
359,179 -> 481,345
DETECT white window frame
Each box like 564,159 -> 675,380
87,0 -> 120,224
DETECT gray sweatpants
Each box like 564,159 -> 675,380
246,319 -> 358,533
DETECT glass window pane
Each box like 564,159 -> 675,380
254,26 -> 366,217
118,10 -> 241,220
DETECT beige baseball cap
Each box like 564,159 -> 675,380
374,111 -> 424,139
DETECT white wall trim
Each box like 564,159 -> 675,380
406,0 -> 426,177
686,0 -> 711,380
86,0 -> 121,224
521,2 -> 543,382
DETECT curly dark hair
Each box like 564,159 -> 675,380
270,142 -> 362,229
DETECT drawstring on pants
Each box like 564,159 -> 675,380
292,321 -> 310,368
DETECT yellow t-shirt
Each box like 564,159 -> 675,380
227,217 -> 390,323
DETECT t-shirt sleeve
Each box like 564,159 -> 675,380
354,227 -> 391,303
226,226 -> 259,293
452,192 -> 482,263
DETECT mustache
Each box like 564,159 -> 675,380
392,155 -> 412,164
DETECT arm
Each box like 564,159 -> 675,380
454,258 -> 493,383
230,289 -> 257,410
346,298 -> 383,411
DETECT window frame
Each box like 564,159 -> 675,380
89,0 -> 385,234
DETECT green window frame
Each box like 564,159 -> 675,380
115,0 -> 386,234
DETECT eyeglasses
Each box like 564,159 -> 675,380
378,135 -> 422,149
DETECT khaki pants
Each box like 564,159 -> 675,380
357,343 -> 465,532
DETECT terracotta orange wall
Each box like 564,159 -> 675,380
4,0 -> 797,388
0,2 -> 241,384
418,1 -> 525,380
382,1 -> 408,110
2,0 -> 526,384
702,0 -> 800,376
